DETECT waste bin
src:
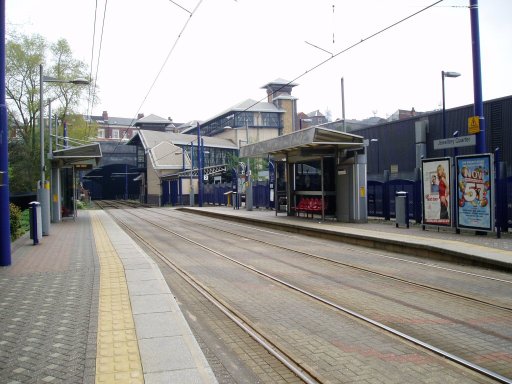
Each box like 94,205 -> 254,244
29,201 -> 42,245
395,191 -> 409,228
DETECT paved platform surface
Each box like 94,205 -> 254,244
181,206 -> 512,271
1,206 -> 510,384
0,210 -> 217,384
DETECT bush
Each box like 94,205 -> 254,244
9,203 -> 23,241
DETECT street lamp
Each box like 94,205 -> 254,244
39,64 -> 90,235
441,70 -> 461,156
370,138 -> 380,174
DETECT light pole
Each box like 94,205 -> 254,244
441,70 -> 461,156
370,138 -> 380,174
1,0 -> 11,265
39,64 -> 89,235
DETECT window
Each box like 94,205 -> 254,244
112,129 -> 120,139
97,129 -> 105,138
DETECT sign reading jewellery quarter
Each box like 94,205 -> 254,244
433,135 -> 476,150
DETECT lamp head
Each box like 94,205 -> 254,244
443,71 -> 461,78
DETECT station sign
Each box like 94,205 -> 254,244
433,135 -> 476,150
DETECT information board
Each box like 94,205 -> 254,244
455,154 -> 494,231
421,158 -> 451,226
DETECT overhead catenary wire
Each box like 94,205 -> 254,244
149,0 -> 447,165
235,0 -> 446,123
83,0 -> 108,138
104,0 -> 444,166
108,0 -> 205,155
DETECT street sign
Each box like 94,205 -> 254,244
433,135 -> 476,150
468,116 -> 480,134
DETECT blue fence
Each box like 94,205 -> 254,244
180,177 -> 511,230
368,179 -> 421,222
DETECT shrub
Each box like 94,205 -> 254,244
9,203 -> 23,241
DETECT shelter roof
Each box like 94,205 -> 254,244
239,126 -> 364,160
52,143 -> 102,167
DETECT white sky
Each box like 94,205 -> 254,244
6,0 -> 512,123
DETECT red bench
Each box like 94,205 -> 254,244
295,197 -> 328,218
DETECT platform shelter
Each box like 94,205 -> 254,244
51,143 -> 102,221
240,126 -> 367,222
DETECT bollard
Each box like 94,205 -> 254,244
29,201 -> 42,245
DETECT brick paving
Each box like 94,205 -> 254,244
0,215 -> 99,384
115,209 -> 497,384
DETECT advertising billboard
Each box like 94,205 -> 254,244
455,154 -> 494,231
421,158 -> 451,226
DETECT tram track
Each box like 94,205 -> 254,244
145,207 -> 512,312
106,207 -> 512,383
110,209 -> 319,384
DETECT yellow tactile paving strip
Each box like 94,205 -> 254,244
91,212 -> 144,384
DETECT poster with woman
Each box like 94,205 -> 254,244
422,158 -> 451,226
456,154 -> 493,231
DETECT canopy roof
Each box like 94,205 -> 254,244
52,143 -> 102,167
239,126 -> 364,160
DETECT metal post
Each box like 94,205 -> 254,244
321,157 -> 325,221
341,77 -> 346,132
124,164 -> 128,200
470,0 -> 486,154
189,142 -> 194,206
38,64 -> 50,235
441,71 -> 446,157
0,0 -> 12,266
48,100 -> 52,156
453,131 -> 460,234
40,64 -> 45,185
63,121 -> 68,148
197,123 -> 203,207
494,147 -> 501,239
245,121 -> 253,211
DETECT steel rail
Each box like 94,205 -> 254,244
143,208 -> 512,311
111,211 -> 321,384
113,208 -> 512,384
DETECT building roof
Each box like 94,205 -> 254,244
261,78 -> 298,88
87,115 -> 135,127
128,129 -> 238,150
134,114 -> 173,126
148,141 -> 189,170
180,99 -> 285,134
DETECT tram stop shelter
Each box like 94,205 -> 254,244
240,126 -> 367,222
50,143 -> 102,221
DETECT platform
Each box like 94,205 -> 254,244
0,210 -> 217,384
181,206 -> 512,272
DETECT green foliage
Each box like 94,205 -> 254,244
9,203 -> 28,241
5,30 -> 95,194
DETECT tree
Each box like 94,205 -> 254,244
5,31 -> 96,193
